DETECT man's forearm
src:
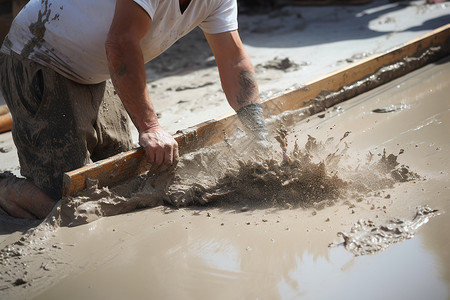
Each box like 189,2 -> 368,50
106,40 -> 179,170
219,53 -> 261,111
106,40 -> 159,133
223,57 -> 268,141
221,56 -> 268,141
236,70 -> 260,108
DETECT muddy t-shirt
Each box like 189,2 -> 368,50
1,0 -> 238,84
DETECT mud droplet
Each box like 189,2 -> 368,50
13,278 -> 27,286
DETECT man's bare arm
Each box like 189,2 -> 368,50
105,0 -> 178,172
204,30 -> 260,110
204,30 -> 268,141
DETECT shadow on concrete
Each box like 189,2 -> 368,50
239,0 -> 450,48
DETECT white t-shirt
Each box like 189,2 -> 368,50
1,0 -> 238,84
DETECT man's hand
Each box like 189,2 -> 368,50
139,126 -> 179,173
237,103 -> 269,142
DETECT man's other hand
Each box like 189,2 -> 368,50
139,126 -> 179,173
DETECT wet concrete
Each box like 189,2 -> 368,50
1,56 -> 449,299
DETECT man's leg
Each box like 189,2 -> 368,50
0,53 -> 94,200
0,53 -> 131,218
0,53 -> 59,218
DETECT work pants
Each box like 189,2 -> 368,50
0,52 -> 133,200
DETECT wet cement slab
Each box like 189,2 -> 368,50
1,57 -> 450,300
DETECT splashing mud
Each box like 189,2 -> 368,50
166,139 -> 346,209
336,206 -> 441,256
164,129 -> 420,209
47,129 -> 421,227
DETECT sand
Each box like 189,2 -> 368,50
1,1 -> 450,299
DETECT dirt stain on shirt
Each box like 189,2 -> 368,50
20,0 -> 53,58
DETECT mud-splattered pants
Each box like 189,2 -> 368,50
0,52 -> 133,200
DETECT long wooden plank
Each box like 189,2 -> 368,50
262,23 -> 450,117
62,24 -> 450,197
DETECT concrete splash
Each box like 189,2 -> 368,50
46,127 -> 421,227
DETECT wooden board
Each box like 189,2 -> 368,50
62,24 -> 450,197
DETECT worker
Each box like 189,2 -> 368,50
0,0 -> 268,219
